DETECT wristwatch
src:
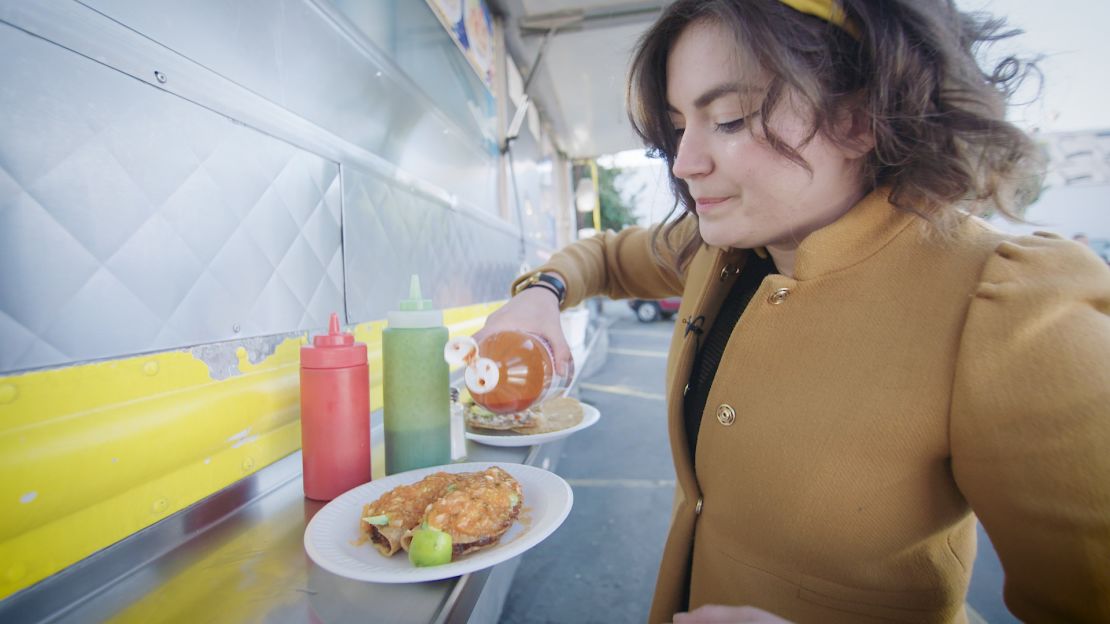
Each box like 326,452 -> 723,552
514,272 -> 566,305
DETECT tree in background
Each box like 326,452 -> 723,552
597,165 -> 641,231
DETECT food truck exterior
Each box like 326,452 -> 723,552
0,0 -> 582,615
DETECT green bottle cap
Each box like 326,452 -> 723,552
388,275 -> 442,328
399,275 -> 434,311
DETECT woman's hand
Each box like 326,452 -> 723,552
672,605 -> 794,623
473,286 -> 573,375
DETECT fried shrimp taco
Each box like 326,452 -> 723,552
360,471 -> 460,556
401,466 -> 523,558
463,396 -> 584,434
462,400 -> 539,431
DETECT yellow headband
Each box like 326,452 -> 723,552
778,0 -> 859,38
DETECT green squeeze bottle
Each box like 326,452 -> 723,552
383,275 -> 451,475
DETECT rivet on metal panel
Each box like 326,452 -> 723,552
233,323 -> 241,333
142,361 -> 159,376
153,70 -> 167,83
151,498 -> 168,515
242,457 -> 256,472
0,384 -> 17,404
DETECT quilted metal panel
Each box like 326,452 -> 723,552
0,23 -> 343,373
340,130 -> 558,322
343,166 -> 524,322
507,123 -> 561,251
81,0 -> 499,218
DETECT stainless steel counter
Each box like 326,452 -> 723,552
1,439 -> 566,624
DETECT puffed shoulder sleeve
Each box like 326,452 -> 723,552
951,232 -> 1110,622
510,220 -> 692,308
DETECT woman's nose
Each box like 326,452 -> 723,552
671,130 -> 711,180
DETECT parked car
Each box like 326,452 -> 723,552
628,296 -> 681,322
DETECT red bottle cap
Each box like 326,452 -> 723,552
301,313 -> 368,369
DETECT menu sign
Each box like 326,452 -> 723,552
426,0 -> 495,93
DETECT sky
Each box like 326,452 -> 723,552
962,0 -> 1110,133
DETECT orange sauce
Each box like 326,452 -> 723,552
516,505 -> 534,529
502,506 -> 533,546
474,331 -> 553,413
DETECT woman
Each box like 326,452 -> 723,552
477,1 -> 1110,622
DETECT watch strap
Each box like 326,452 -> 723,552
514,272 -> 566,305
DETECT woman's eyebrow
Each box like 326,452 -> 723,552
667,82 -> 761,113
694,82 -> 760,108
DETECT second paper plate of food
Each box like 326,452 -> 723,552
304,462 -> 572,583
462,397 -> 600,447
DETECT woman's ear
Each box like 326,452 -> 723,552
836,94 -> 875,158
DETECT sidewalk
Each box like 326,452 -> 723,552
502,303 -> 673,623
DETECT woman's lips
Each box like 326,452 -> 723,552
695,197 -> 729,214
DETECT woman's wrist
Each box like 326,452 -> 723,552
515,282 -> 561,307
513,271 -> 567,306
527,282 -> 561,302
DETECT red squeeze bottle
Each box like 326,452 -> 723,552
300,312 -> 371,501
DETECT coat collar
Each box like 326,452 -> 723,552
789,187 -> 917,280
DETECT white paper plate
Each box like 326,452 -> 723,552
432,0 -> 463,23
465,403 -> 600,448
304,462 -> 572,583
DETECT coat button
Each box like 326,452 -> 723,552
695,497 -> 703,515
768,288 -> 790,305
716,404 -> 736,426
719,265 -> 739,281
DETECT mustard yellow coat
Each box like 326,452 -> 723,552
523,190 -> 1110,623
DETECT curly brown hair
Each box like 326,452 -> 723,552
628,0 -> 1043,272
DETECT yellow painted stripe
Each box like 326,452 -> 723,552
578,382 -> 666,401
0,301 -> 501,600
608,347 -> 667,359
